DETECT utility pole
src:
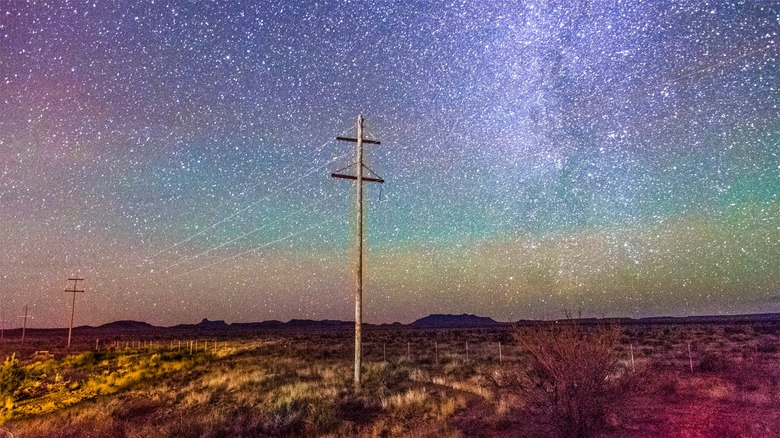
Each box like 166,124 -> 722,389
65,277 -> 85,352
331,115 -> 383,391
20,305 -> 29,346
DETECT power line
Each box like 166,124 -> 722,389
148,150 -> 350,261
170,222 -> 326,279
189,125 -> 357,219
161,192 -> 337,272
148,127 -> 355,244
146,125 -> 356,260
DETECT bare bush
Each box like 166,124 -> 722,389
513,320 -> 626,438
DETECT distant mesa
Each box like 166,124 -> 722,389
230,320 -> 284,329
169,318 -> 229,330
98,320 -> 156,330
196,318 -> 229,329
412,313 -> 499,328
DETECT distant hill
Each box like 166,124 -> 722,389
637,313 -> 780,324
412,314 -> 499,328
98,320 -> 156,330
514,313 -> 780,326
230,319 -> 352,330
287,319 -> 352,328
84,312 -> 780,334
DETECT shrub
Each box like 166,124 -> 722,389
513,321 -> 625,438
698,352 -> 732,372
381,388 -> 431,420
0,355 -> 25,399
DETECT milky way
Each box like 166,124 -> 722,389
1,0 -> 778,327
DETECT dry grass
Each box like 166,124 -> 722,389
2,340 -> 471,437
2,323 -> 780,436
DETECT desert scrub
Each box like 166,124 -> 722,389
441,358 -> 475,380
380,386 -> 464,426
0,355 -> 25,400
0,354 -> 26,422
361,362 -> 411,397
381,388 -> 431,419
264,381 -> 340,434
698,351 -> 734,372
513,321 -> 627,438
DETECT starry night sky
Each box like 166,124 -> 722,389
1,0 -> 778,327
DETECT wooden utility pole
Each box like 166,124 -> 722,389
20,305 -> 29,346
65,277 -> 85,352
331,115 -> 383,390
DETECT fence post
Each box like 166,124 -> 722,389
687,342 -> 693,372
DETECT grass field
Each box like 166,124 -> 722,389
1,322 -> 780,437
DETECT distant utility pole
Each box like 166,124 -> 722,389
331,114 -> 384,391
20,305 -> 29,346
65,277 -> 85,352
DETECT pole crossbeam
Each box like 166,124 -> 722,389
335,136 -> 381,145
330,115 -> 384,391
330,173 -> 385,183
65,277 -> 85,352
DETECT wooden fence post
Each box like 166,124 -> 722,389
687,342 -> 693,372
